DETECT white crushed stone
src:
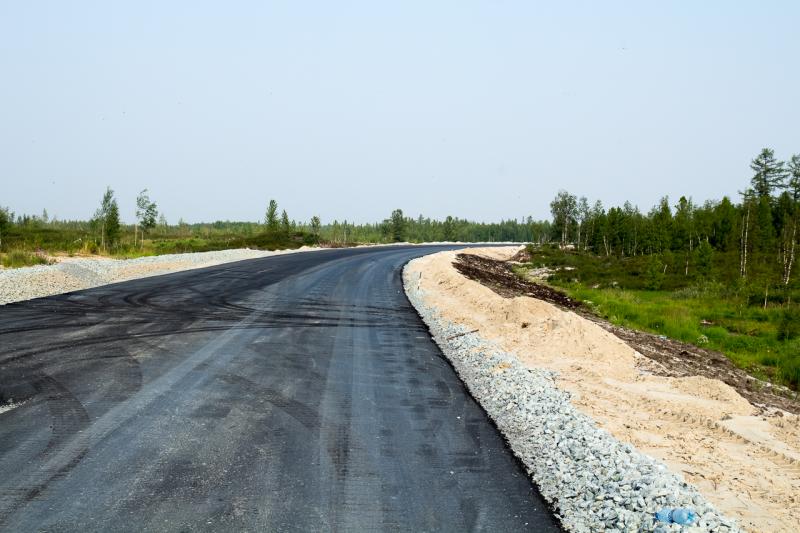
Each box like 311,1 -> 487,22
0,399 -> 26,415
403,262 -> 740,533
0,248 -> 316,305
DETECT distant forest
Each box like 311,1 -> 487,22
0,190 -> 551,264
1,147 -> 796,281
547,148 -> 799,289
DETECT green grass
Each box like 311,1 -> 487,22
0,222 -> 318,266
1,250 -> 52,268
523,246 -> 800,390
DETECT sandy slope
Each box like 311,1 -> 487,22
409,247 -> 800,532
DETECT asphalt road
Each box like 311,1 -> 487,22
0,246 -> 559,532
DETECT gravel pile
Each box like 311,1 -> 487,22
403,263 -> 740,533
0,248 -> 309,305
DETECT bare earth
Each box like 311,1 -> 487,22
409,247 -> 800,533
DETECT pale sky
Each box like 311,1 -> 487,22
1,1 -> 798,224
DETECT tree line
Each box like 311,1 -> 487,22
1,191 -> 552,255
548,148 -> 799,287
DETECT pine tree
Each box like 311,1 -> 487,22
310,216 -> 321,241
390,209 -> 406,242
443,215 -> 456,241
750,148 -> 787,198
265,200 -> 279,233
0,207 -> 9,250
280,209 -> 290,236
105,200 -> 120,247
788,154 -> 800,201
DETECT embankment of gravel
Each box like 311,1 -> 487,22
403,262 -> 740,533
0,248 -> 315,305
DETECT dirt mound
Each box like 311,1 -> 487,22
454,253 -> 581,309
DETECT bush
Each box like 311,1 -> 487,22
1,250 -> 50,268
644,255 -> 665,290
777,308 -> 800,341
695,240 -> 713,276
778,353 -> 800,390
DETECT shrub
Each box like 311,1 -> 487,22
777,308 -> 800,341
778,353 -> 800,390
1,250 -> 50,268
644,255 -> 665,290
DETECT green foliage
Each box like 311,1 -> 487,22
310,216 -> 321,236
390,209 -> 406,242
265,199 -> 279,233
105,199 -> 120,246
777,308 -> 800,341
750,147 -> 787,198
92,187 -> 120,250
280,209 -> 290,235
0,206 -> 10,249
442,216 -> 455,241
136,189 -> 158,233
550,190 -> 577,246
788,154 -> 800,201
523,245 -> 800,390
644,254 -> 665,290
1,250 -> 50,268
779,354 -> 800,390
695,240 -> 713,276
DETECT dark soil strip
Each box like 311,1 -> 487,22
453,253 -> 800,415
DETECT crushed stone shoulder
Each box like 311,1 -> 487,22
403,260 -> 740,533
0,248 -> 314,305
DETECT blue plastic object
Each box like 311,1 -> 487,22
655,508 -> 697,525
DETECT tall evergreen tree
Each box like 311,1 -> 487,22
280,209 -> 290,235
750,148 -> 787,198
788,154 -> 800,201
712,196 -> 737,251
265,199 -> 279,233
443,215 -> 456,241
0,207 -> 9,250
390,209 -> 406,242
310,216 -> 321,241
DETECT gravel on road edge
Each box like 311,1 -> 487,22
0,243 -> 518,306
0,248 -> 314,305
403,261 -> 740,533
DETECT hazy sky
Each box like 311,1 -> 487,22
2,1 -> 799,224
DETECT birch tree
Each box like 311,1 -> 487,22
576,196 -> 590,250
135,189 -> 158,248
739,189 -> 754,278
93,187 -> 120,251
550,190 -> 577,248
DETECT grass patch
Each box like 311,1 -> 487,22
1,250 -> 52,268
524,246 -> 800,390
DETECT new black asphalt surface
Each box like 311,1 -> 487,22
0,246 -> 559,532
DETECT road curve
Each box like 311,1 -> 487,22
0,246 -> 559,532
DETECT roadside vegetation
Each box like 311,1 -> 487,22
0,192 -> 552,267
521,148 -> 800,390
